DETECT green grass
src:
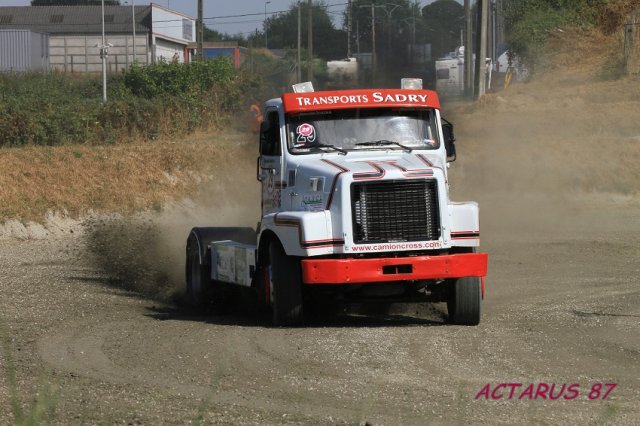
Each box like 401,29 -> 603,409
0,323 -> 58,425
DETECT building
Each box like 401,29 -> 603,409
0,29 -> 49,72
0,4 -> 195,73
188,42 -> 248,69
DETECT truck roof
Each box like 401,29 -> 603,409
281,88 -> 440,114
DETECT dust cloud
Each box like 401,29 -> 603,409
444,76 -> 640,241
84,135 -> 261,302
84,72 -> 640,302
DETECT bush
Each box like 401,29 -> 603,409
122,57 -> 237,98
502,0 -> 604,69
0,58 -> 259,147
0,72 -> 103,146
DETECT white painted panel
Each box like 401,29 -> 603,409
154,37 -> 184,63
211,241 -> 256,287
151,5 -> 195,43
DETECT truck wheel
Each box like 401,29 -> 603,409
447,277 -> 481,325
268,240 -> 304,326
253,265 -> 271,313
186,234 -> 209,307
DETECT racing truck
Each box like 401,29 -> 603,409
185,79 -> 488,326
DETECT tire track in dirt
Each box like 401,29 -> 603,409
36,317 -> 443,423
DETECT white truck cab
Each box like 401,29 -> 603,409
186,80 -> 488,326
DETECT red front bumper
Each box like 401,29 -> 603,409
301,253 -> 488,285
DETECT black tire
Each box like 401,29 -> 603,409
253,264 -> 272,314
447,276 -> 482,326
186,235 -> 234,313
268,240 -> 304,326
185,234 -> 210,308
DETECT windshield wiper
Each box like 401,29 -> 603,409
355,139 -> 413,152
309,143 -> 348,155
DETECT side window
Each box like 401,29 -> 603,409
436,68 -> 450,80
260,110 -> 281,156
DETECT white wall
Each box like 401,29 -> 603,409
153,37 -> 185,63
49,34 -> 149,73
151,4 -> 195,44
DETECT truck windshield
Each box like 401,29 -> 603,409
286,108 -> 440,154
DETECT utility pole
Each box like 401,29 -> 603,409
464,0 -> 473,98
359,4 -> 382,86
371,4 -> 376,84
131,0 -> 136,63
474,0 -> 489,99
264,1 -> 271,49
491,0 -> 497,64
347,0 -> 352,57
307,0 -> 313,81
624,10 -> 638,75
411,1 -> 416,66
101,0 -> 107,102
495,0 -> 505,52
197,0 -> 203,61
253,29 -> 259,72
356,20 -> 360,56
297,2 -> 301,82
382,4 -> 399,70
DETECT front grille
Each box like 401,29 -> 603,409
351,179 -> 441,244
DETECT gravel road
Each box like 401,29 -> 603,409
1,191 -> 638,425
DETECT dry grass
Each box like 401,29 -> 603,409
599,0 -> 640,35
543,28 -> 621,80
448,20 -> 640,198
0,131 -> 258,222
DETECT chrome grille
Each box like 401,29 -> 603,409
351,179 -> 441,244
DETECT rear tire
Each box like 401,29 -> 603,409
186,234 -> 232,312
268,240 -> 304,326
447,276 -> 481,325
185,235 -> 209,308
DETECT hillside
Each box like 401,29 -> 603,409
0,131 -> 260,237
449,27 -> 640,197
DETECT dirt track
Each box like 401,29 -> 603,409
2,77 -> 640,424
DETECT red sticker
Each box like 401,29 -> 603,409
295,123 -> 317,146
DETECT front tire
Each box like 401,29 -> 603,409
268,240 -> 304,326
447,276 -> 482,325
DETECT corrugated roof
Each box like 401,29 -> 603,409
0,6 -> 151,34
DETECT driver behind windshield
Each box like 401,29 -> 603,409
287,108 -> 439,153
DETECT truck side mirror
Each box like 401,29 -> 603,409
256,156 -> 262,182
259,121 -> 269,155
257,121 -> 270,182
259,112 -> 281,156
442,119 -> 456,162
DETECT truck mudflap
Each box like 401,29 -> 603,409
301,253 -> 488,285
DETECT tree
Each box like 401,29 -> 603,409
421,0 -> 464,60
31,0 -> 120,4
349,0 -> 420,69
203,26 -> 247,45
264,1 -> 346,61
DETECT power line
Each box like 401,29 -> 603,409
197,2 -> 348,22
210,19 -> 265,26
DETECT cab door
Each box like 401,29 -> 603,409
258,108 -> 284,216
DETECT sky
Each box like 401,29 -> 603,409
0,0 -> 453,37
